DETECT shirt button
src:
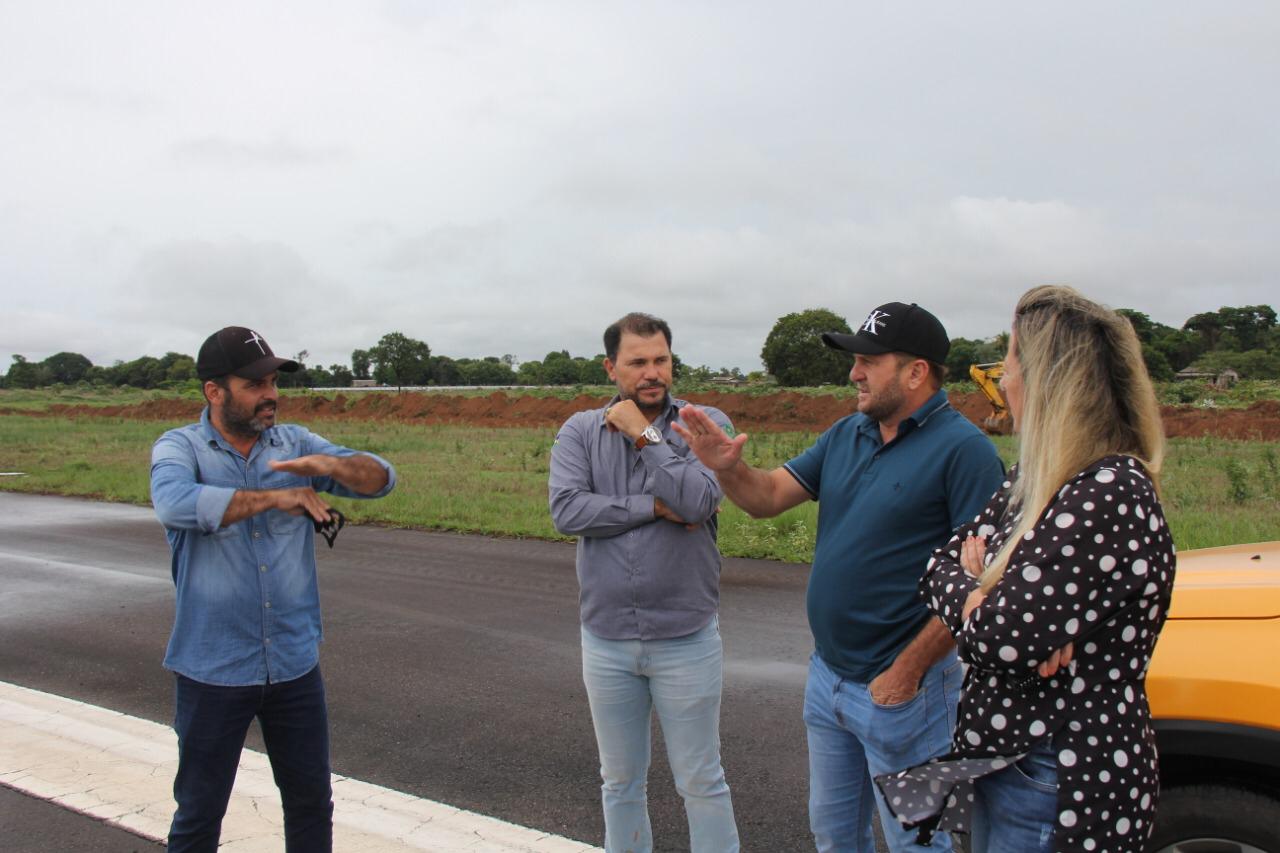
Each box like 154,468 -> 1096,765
253,531 -> 261,539
264,638 -> 271,645
264,601 -> 271,609
260,565 -> 268,572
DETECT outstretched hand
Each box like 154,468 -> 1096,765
672,405 -> 749,471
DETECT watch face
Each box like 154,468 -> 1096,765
643,425 -> 662,443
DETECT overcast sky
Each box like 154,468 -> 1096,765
2,1 -> 1277,373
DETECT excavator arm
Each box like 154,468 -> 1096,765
969,362 -> 1012,435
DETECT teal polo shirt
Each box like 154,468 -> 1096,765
784,390 -> 1004,682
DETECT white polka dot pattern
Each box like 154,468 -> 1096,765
875,456 -> 1175,851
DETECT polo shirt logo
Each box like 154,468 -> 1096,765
861,310 -> 890,335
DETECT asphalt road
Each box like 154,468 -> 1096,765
0,491 -> 849,852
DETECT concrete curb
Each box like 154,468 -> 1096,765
0,680 -> 599,852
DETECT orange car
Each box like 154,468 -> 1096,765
1146,540 -> 1280,851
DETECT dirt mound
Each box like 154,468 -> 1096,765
1160,399 -> 1280,440
5,392 -> 1277,440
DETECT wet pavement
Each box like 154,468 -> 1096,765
0,491 -> 833,851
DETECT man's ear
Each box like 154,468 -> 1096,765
906,359 -> 929,391
602,357 -> 616,382
203,380 -> 224,405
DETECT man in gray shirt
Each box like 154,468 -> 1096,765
549,312 -> 739,853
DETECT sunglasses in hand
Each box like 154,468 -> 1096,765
313,509 -> 346,548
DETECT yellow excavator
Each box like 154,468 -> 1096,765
969,362 -> 1012,435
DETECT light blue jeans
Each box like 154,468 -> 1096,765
971,737 -> 1057,853
580,618 -> 739,853
803,651 -> 961,853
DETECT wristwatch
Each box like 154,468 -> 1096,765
635,425 -> 663,450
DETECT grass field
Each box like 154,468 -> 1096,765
1,411 -> 1276,559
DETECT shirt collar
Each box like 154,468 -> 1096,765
200,406 -> 281,451
856,388 -> 951,439
908,389 -> 952,427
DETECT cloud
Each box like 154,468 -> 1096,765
170,137 -> 350,169
38,84 -> 165,118
102,239 -> 347,360
3,3 -> 1279,374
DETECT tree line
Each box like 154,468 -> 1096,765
758,303 -> 1279,386
4,303 -> 1276,390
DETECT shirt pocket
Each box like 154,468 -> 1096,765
267,510 -> 310,536
260,469 -> 312,536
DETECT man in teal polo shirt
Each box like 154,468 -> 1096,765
675,302 -> 1003,853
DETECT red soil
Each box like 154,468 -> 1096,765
10,391 -> 1279,440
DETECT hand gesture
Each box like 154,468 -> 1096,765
275,486 -> 332,524
604,400 -> 650,442
672,405 -> 749,472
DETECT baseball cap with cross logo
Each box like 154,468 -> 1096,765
820,302 -> 950,364
196,326 -> 301,380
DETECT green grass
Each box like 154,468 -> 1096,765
6,378 -> 1279,411
2,413 -> 1277,558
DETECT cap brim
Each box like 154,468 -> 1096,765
821,331 -> 890,355
233,357 -> 300,379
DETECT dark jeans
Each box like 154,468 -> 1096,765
168,665 -> 333,853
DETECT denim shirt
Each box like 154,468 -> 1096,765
549,396 -> 729,641
151,409 -> 396,686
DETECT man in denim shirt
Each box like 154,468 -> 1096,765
549,313 -> 739,853
150,326 -> 395,853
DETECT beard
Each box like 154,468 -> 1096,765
219,398 -> 276,439
626,381 -> 668,414
856,379 -> 906,424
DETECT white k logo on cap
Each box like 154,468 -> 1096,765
861,309 -> 890,335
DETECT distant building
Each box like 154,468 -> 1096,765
351,378 -> 378,388
1174,367 -> 1239,389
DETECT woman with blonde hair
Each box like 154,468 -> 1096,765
877,285 -> 1176,852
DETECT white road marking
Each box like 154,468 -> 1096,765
0,680 -> 599,852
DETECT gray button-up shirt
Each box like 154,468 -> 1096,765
549,395 -> 731,641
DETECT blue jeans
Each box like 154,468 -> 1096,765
168,665 -> 333,853
971,737 -> 1057,853
581,618 -> 739,853
804,652 -> 961,853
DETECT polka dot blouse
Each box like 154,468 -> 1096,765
877,455 -> 1176,852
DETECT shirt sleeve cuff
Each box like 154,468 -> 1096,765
638,439 -> 679,464
367,455 -> 396,498
195,485 -> 236,533
782,463 -> 818,499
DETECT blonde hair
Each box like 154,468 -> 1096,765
980,285 -> 1165,591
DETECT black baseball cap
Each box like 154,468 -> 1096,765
196,327 -> 300,381
821,302 -> 950,364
